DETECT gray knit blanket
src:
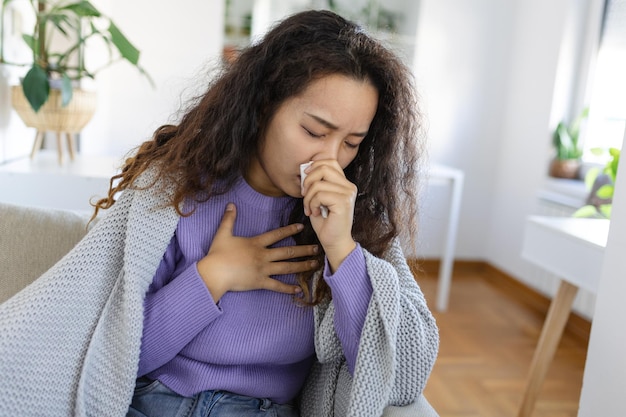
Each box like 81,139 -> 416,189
0,174 -> 438,417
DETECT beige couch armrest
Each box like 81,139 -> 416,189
0,202 -> 92,303
383,394 -> 439,416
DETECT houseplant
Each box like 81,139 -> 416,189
573,147 -> 620,219
0,0 -> 151,112
549,107 -> 589,179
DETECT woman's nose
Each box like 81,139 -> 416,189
315,138 -> 341,161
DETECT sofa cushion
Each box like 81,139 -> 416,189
0,202 -> 92,303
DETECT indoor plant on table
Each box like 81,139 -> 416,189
549,107 -> 589,179
0,0 -> 151,162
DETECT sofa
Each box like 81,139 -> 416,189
0,202 -> 93,303
0,201 -> 438,416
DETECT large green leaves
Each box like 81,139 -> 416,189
108,22 -> 139,65
4,0 -> 150,113
553,122 -> 582,160
552,108 -> 588,160
22,64 -> 50,112
22,67 -> 73,111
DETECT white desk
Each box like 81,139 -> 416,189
428,164 -> 464,311
0,151 -> 122,212
517,215 -> 609,417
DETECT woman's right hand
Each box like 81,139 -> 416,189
196,203 -> 319,302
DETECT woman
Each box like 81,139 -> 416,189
0,9 -> 438,417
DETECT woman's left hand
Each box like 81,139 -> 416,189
301,159 -> 358,272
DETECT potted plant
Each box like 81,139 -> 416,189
574,147 -> 620,219
549,107 -> 589,179
0,0 -> 151,162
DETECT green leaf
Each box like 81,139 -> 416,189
60,1 -> 101,17
60,74 -> 73,106
554,122 -> 581,159
599,204 -> 612,219
609,149 -> 620,179
22,64 -> 50,112
596,184 -> 614,200
584,167 -> 600,190
569,107 -> 588,141
50,13 -> 76,37
572,205 -> 600,218
22,34 -> 37,55
108,22 -> 140,65
40,12 -> 71,38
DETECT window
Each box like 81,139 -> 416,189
582,0 -> 626,164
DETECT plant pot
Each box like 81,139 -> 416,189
11,85 -> 97,164
548,159 -> 581,179
11,85 -> 97,132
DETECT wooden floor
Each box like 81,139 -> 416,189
414,265 -> 589,417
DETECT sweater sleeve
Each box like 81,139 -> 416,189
323,244 -> 372,375
354,239 -> 439,408
137,237 -> 223,376
301,238 -> 439,417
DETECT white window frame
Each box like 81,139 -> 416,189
551,0 -> 616,172
582,0 -> 626,164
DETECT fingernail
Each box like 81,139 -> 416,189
226,203 -> 234,211
313,245 -> 319,253
294,287 -> 302,293
295,223 -> 304,231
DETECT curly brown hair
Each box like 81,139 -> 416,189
92,9 -> 426,305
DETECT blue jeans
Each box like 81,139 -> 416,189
126,378 -> 300,417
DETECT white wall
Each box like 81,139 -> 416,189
80,0 -> 224,157
413,0 -> 520,259
484,0 -> 569,275
0,66 -> 31,162
577,132 -> 626,416
412,0 -> 599,317
0,0 -> 36,162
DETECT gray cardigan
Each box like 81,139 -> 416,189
0,174 -> 439,417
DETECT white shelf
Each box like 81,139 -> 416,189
0,151 -> 122,212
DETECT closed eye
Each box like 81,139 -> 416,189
303,126 -> 323,138
345,141 -> 360,149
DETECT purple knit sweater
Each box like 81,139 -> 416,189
137,177 -> 373,404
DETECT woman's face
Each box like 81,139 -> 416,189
246,74 -> 379,197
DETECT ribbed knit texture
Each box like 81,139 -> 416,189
0,174 -> 439,417
299,238 -> 440,417
0,171 -> 179,417
137,177 -> 375,403
139,177 -> 316,403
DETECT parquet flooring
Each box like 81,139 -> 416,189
414,265 -> 588,417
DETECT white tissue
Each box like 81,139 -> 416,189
300,161 -> 328,218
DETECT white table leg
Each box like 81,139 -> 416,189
436,171 -> 464,311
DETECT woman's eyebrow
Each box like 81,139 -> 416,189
304,112 -> 369,137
